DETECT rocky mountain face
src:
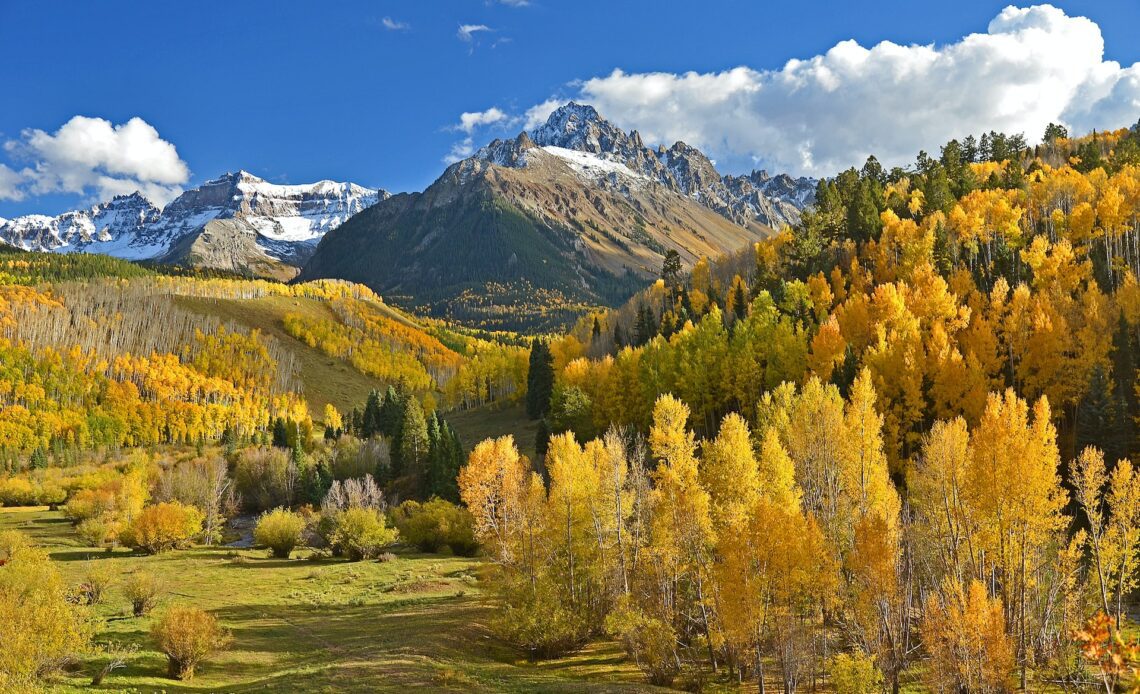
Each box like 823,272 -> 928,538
0,172 -> 384,278
526,102 -> 816,228
298,103 -> 815,330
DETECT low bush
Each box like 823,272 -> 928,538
0,531 -> 93,691
123,570 -> 164,616
151,605 -> 231,680
331,507 -> 398,561
253,508 -> 307,558
391,499 -> 478,555
124,502 -> 203,554
76,561 -> 114,606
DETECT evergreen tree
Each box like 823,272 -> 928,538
613,323 -> 625,349
272,418 -> 289,448
591,316 -> 602,341
427,416 -> 463,502
362,389 -> 384,439
525,339 -> 555,419
301,458 -> 333,506
1111,312 -> 1138,457
661,249 -> 682,290
535,417 -> 552,459
398,398 -> 431,492
378,385 -> 404,437
350,407 -> 363,437
1077,366 -> 1128,464
28,447 -> 47,470
733,280 -> 748,320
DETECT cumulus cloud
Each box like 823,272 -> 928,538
517,4 -> 1140,176
3,115 -> 190,206
443,137 -> 476,164
457,24 -> 492,42
457,107 -> 509,134
381,16 -> 409,31
0,164 -> 24,202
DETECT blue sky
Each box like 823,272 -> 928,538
1,1 -> 1139,217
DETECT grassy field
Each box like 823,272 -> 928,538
0,507 -> 662,693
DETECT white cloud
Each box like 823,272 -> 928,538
443,137 -> 476,164
518,4 -> 1140,176
457,24 -> 492,42
0,164 -> 24,201
4,115 -> 190,206
457,107 -> 509,134
497,0 -> 530,6
523,99 -> 566,130
381,17 -> 409,31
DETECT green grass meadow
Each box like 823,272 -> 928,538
0,507 -> 658,693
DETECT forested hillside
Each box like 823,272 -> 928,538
455,122 -> 1140,692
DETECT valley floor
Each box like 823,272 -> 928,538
0,507 -> 659,693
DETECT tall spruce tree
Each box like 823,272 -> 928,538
526,339 -> 554,419
362,389 -> 384,439
398,398 -> 431,492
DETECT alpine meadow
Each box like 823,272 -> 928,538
5,2 -> 1140,692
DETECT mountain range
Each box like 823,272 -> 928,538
0,172 -> 385,279
0,102 -> 815,326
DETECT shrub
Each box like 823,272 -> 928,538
253,508 -> 307,558
151,605 -> 231,680
64,488 -> 115,523
496,571 -> 591,660
0,477 -> 37,507
331,507 -> 398,561
605,595 -> 678,686
391,499 -> 478,555
123,570 -> 164,616
76,561 -> 114,606
0,531 -> 93,691
831,652 -> 883,694
76,517 -> 112,548
124,502 -> 203,554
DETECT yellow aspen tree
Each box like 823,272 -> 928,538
841,369 -> 901,533
756,426 -> 801,514
646,394 -> 716,666
700,412 -> 759,531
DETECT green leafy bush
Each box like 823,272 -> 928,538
253,508 -> 307,558
331,507 -> 398,561
391,499 -> 478,555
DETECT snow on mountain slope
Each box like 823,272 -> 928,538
0,172 -> 386,270
478,102 -> 816,229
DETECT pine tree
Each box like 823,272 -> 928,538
28,447 -> 47,470
272,418 -> 289,448
526,339 -> 555,419
362,389 -> 384,439
378,386 -> 404,437
535,417 -> 552,459
398,398 -> 430,492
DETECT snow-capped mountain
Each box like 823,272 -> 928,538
0,171 -> 386,276
485,102 -> 816,228
300,103 -> 815,329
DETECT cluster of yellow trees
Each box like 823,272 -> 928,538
461,371 -> 1138,690
0,283 -> 310,459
